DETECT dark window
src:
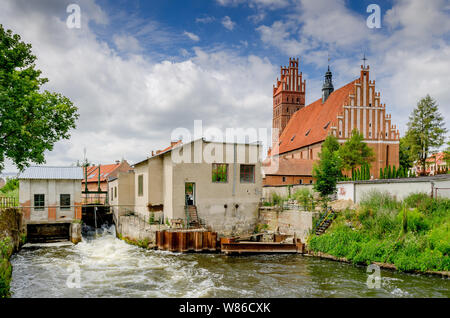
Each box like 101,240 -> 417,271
310,180 -> 313,184
240,165 -> 255,183
111,188 -> 113,201
138,174 -> 144,196
114,186 -> 117,198
299,179 -> 303,184
60,194 -> 70,209
212,163 -> 228,183
282,176 -> 286,182
34,194 -> 45,210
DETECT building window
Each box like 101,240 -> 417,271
310,180 -> 313,184
212,163 -> 228,183
114,186 -> 117,198
282,176 -> 286,183
138,174 -> 144,197
299,179 -> 303,184
111,188 -> 113,201
240,165 -> 255,183
34,194 -> 45,210
60,194 -> 71,210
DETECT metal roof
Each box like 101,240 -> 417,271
18,166 -> 84,180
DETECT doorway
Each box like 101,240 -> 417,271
185,182 -> 195,206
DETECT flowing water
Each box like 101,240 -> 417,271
10,226 -> 449,298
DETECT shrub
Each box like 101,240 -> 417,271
271,192 -> 284,206
293,188 -> 315,211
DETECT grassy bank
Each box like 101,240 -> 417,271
0,208 -> 23,298
308,191 -> 449,273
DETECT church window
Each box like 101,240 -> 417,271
369,103 -> 372,107
282,176 -> 286,183
369,132 -> 372,137
339,131 -> 342,136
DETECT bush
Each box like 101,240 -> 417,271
271,193 -> 284,206
309,191 -> 450,273
293,188 -> 315,211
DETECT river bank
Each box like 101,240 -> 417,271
0,208 -> 24,298
308,191 -> 450,275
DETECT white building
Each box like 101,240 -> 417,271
18,166 -> 83,222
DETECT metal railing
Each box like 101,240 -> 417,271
0,196 -> 17,208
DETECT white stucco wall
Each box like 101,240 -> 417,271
19,179 -> 81,222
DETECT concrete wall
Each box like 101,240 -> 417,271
259,208 -> 318,243
133,162 -> 149,218
116,214 -> 164,243
19,179 -> 81,222
337,175 -> 450,203
109,171 -> 135,221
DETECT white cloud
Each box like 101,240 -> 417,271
216,0 -> 290,9
183,31 -> 200,41
221,16 -> 236,30
0,0 -> 276,171
196,16 -> 215,24
255,0 -> 450,136
113,34 -> 143,52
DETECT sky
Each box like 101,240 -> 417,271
1,0 -> 449,172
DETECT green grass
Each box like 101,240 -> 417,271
308,191 -> 450,272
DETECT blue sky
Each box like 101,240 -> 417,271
1,0 -> 449,171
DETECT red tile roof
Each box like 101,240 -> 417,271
262,157 -> 314,176
275,80 -> 356,155
84,164 -> 122,183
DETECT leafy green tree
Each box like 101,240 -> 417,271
0,25 -> 79,171
404,95 -> 447,174
399,136 -> 414,169
392,165 -> 397,178
339,129 -> 375,175
380,167 -> 384,179
313,135 -> 342,198
444,140 -> 450,168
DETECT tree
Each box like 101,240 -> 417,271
339,129 -> 375,175
399,136 -> 414,170
0,25 -> 79,171
404,95 -> 447,174
444,140 -> 450,168
313,135 -> 342,198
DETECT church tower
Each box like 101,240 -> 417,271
322,65 -> 334,103
272,58 -> 306,137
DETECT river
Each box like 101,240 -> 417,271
10,226 -> 449,298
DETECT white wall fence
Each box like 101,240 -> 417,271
263,175 -> 450,204
336,175 -> 450,203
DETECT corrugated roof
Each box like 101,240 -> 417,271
18,166 -> 83,180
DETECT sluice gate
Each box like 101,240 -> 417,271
155,230 -> 218,252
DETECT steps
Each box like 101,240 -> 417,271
185,205 -> 200,227
314,208 -> 336,235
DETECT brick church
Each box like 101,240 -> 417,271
263,57 -> 399,186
